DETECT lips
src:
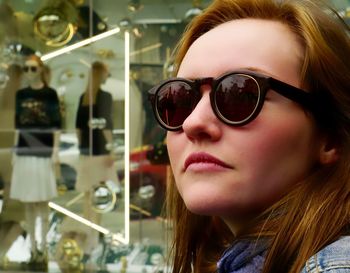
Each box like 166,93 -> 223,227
184,152 -> 232,170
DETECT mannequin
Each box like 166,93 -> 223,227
10,54 -> 61,265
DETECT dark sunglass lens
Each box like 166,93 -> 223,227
23,66 -> 38,72
156,81 -> 197,129
215,74 -> 260,123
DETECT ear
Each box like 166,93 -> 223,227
319,138 -> 339,165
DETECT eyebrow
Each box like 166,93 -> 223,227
243,66 -> 275,77
244,66 -> 307,90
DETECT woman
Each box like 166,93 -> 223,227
11,54 -> 61,265
148,0 -> 350,272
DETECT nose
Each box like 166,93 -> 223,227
182,86 -> 222,141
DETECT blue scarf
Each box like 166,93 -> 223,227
217,240 -> 268,273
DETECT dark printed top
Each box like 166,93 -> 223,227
75,90 -> 113,155
15,86 -> 61,157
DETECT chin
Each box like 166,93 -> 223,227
184,199 -> 231,216
184,198 -> 264,220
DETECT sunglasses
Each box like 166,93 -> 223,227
148,70 -> 316,131
23,66 -> 38,73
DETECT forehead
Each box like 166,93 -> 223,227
177,18 -> 304,83
25,59 -> 39,67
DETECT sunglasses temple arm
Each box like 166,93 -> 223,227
270,78 -> 314,109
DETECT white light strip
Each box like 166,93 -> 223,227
124,30 -> 130,245
41,27 -> 121,61
49,201 -> 109,234
48,201 -> 126,243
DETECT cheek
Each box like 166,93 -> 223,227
253,116 -> 317,163
238,116 -> 319,199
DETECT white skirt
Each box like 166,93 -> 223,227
10,155 -> 57,202
75,155 -> 119,192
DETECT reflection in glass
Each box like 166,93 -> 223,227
91,182 -> 117,213
75,61 -> 120,224
55,236 -> 83,273
33,0 -> 77,47
138,184 -> 156,199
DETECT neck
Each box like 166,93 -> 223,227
222,213 -> 258,237
29,81 -> 44,90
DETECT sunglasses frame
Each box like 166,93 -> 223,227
148,70 -> 316,131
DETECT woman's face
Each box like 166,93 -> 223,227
23,59 -> 42,82
167,19 -> 327,229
